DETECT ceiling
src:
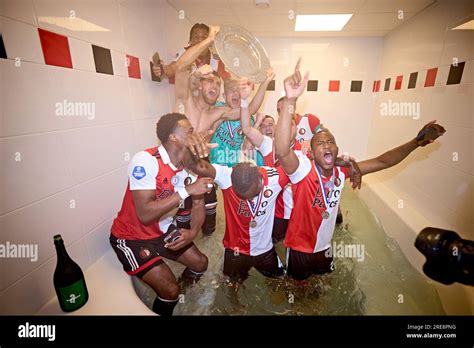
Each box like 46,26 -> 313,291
166,0 -> 437,37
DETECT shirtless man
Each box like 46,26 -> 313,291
173,25 -> 271,235
152,23 -> 230,82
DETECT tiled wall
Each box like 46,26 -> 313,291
258,37 -> 383,160
0,0 -> 191,314
365,0 -> 473,241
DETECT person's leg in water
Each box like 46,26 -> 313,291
336,206 -> 343,224
222,248 -> 252,313
202,185 -> 217,235
175,244 -> 208,287
253,247 -> 285,279
141,264 -> 180,316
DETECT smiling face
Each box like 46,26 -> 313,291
223,79 -> 241,109
260,116 -> 275,137
200,74 -> 221,105
310,130 -> 339,174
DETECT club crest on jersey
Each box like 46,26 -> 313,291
299,128 -> 306,135
171,175 -> 180,186
132,166 -> 146,180
184,177 -> 192,186
139,247 -> 151,259
334,177 -> 341,187
264,189 -> 273,198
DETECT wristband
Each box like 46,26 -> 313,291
177,187 -> 190,200
240,98 -> 249,108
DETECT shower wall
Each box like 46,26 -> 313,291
0,0 -> 191,314
258,36 -> 383,160
361,0 -> 473,313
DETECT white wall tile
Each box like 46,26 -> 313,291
33,0 -> 126,53
74,167 -> 128,234
111,50 -> 128,77
0,0 -> 37,25
1,60 -> 132,137
1,16 -> 44,63
68,37 -> 94,72
133,118 -> 159,151
0,188 -> 84,290
0,133 -> 74,214
58,123 -> 137,184
84,218 -> 113,265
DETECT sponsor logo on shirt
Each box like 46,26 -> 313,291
132,166 -> 146,180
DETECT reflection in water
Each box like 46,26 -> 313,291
133,187 -> 445,315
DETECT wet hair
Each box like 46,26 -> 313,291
263,115 -> 275,122
156,113 -> 187,144
189,23 -> 209,41
231,163 -> 261,196
224,78 -> 239,91
310,127 -> 332,147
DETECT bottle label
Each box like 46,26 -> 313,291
57,278 -> 88,311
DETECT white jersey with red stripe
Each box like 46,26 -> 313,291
255,135 -> 302,220
213,164 -> 289,256
285,154 -> 350,253
111,145 -> 196,240
295,113 -> 321,144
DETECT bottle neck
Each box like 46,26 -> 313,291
54,241 -> 71,263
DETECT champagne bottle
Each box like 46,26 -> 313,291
53,234 -> 89,312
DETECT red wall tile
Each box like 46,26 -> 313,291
38,29 -> 72,68
127,55 -> 141,79
395,75 -> 403,90
329,80 -> 340,92
424,68 -> 438,87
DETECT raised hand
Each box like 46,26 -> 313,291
284,58 -> 309,99
414,120 -> 446,147
239,77 -> 253,100
185,130 -> 218,158
207,25 -> 220,42
265,68 -> 275,83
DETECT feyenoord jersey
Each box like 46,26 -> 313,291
111,146 -> 196,240
213,164 -> 289,256
295,113 -> 321,144
255,135 -> 302,219
285,154 -> 350,253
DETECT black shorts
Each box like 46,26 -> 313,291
272,217 -> 289,243
109,233 -> 194,278
286,248 -> 334,281
223,247 -> 285,282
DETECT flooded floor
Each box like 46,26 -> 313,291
133,187 -> 445,315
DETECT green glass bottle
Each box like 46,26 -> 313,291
53,234 -> 89,312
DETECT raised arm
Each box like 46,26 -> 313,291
275,58 -> 309,175
174,26 -> 219,101
240,81 -> 264,148
248,69 -> 275,115
357,121 -> 446,175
